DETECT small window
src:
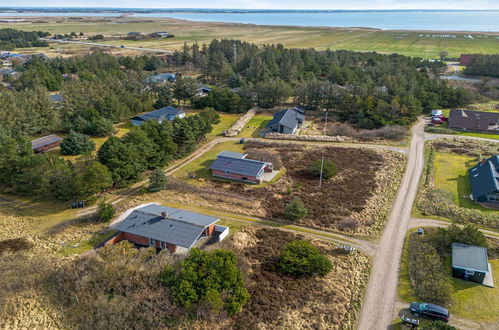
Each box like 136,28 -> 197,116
149,238 -> 156,246
242,176 -> 248,180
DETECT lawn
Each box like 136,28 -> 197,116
237,114 -> 272,138
433,152 -> 497,212
172,140 -> 245,182
6,17 -> 499,58
208,113 -> 241,137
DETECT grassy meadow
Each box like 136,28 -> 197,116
4,17 -> 499,58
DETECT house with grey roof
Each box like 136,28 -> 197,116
448,109 -> 499,134
31,134 -> 62,153
469,155 -> 499,203
131,106 -> 185,126
265,107 -> 305,135
209,151 -> 273,184
110,204 -> 227,253
146,72 -> 178,84
452,243 -> 493,286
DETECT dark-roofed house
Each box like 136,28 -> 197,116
452,243 -> 492,286
448,109 -> 499,134
31,134 -> 62,153
131,106 -> 186,126
265,108 -> 305,134
469,155 -> 499,203
154,31 -> 170,38
110,204 -> 224,253
209,151 -> 273,184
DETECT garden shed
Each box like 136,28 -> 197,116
452,243 -> 493,286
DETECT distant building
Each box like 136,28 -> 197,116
265,107 -> 305,135
0,68 -> 19,81
127,32 -> 143,37
448,109 -> 499,134
209,151 -> 273,184
131,106 -> 186,126
459,54 -> 473,66
110,204 -> 227,253
198,84 -> 212,96
469,155 -> 499,203
452,243 -> 492,286
31,134 -> 62,153
154,31 -> 170,38
146,72 -> 178,84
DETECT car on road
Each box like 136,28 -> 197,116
120,45 -> 125,48
410,302 -> 449,322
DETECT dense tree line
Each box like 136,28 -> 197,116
173,39 -> 474,128
0,28 -> 49,50
464,54 -> 499,78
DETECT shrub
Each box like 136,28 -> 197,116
199,107 -> 221,124
97,201 -> 115,222
278,240 -> 332,276
408,234 -> 453,305
148,168 -> 168,192
308,159 -> 336,179
60,130 -> 95,155
337,217 -> 361,231
162,249 -> 249,316
284,197 -> 308,221
425,320 -> 456,330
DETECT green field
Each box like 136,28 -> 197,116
238,114 -> 272,138
5,17 -> 499,58
433,152 -> 497,212
208,113 -> 240,137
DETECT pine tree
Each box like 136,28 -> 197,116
148,168 -> 168,192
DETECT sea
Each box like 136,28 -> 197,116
1,9 -> 499,31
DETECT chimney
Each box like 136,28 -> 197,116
161,212 -> 168,219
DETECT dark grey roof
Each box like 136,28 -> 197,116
112,204 -> 219,249
452,243 -> 489,272
266,109 -> 304,131
132,106 -> 184,122
209,151 -> 269,177
31,134 -> 62,150
449,109 -> 499,131
469,156 -> 499,200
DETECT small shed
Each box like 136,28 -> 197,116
452,243 -> 491,285
31,134 -> 62,153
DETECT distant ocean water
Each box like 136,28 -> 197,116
2,10 -> 499,31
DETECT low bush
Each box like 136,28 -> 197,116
425,320 -> 457,330
97,201 -> 115,222
408,233 -> 453,305
337,217 -> 361,232
308,159 -> 337,179
424,126 -> 458,135
278,240 -> 332,276
163,248 -> 249,316
199,107 -> 221,124
284,196 -> 308,221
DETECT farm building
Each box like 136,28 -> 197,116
448,109 -> 499,134
265,107 -> 305,134
459,54 -> 473,66
110,204 -> 228,253
209,151 -> 273,184
131,106 -> 185,126
469,155 -> 499,203
31,134 -> 62,153
153,31 -> 170,38
452,243 -> 493,286
146,72 -> 178,84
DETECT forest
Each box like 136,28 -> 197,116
0,28 -> 49,50
464,54 -> 499,78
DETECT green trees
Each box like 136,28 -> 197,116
464,54 -> 499,78
60,131 -> 95,155
162,249 -> 249,316
308,159 -> 337,179
148,169 -> 168,192
97,201 -> 115,222
285,197 -> 308,221
173,76 -> 198,107
0,28 -> 49,50
199,107 -> 221,124
278,240 -> 332,276
192,88 -> 243,113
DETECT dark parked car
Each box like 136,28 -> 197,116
410,302 -> 449,322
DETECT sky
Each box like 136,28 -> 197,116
4,0 -> 499,10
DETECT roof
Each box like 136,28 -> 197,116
147,72 -> 177,83
112,204 -> 220,249
209,151 -> 270,177
31,134 -> 62,150
452,243 -> 489,272
49,93 -> 63,103
266,108 -> 304,131
448,109 -> 499,132
469,155 -> 499,200
132,106 -> 184,122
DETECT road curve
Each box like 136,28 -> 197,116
358,118 -> 427,329
409,218 -> 499,238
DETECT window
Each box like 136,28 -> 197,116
149,238 -> 156,246
242,176 -> 248,180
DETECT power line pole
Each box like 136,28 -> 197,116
324,111 -> 328,135
319,153 -> 324,188
233,42 -> 237,64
